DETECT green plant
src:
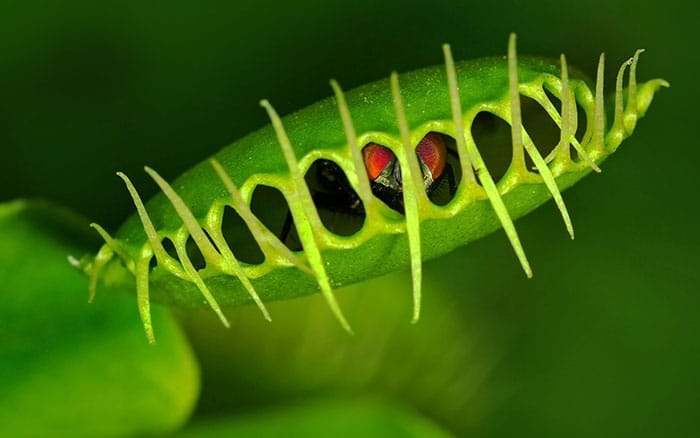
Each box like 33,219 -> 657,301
74,35 -> 667,344
1,7 -> 677,430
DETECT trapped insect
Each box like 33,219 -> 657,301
73,34 -> 667,343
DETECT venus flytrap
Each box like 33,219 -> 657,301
74,34 -> 668,342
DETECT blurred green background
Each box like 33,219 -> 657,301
0,0 -> 696,436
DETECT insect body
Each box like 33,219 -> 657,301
77,35 -> 668,343
302,131 -> 456,223
362,132 -> 457,213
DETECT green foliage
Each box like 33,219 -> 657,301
0,201 -> 199,436
0,1 -> 695,436
177,398 -> 451,438
81,43 -> 665,341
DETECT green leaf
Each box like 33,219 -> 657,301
0,200 -> 199,437
82,43 -> 667,340
177,398 -> 452,438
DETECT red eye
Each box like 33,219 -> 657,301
363,143 -> 395,181
416,132 -> 447,179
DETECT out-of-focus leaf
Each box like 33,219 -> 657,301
0,200 -> 199,437
181,262 -> 508,436
177,398 -> 452,438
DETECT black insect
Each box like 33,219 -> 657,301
281,132 -> 459,244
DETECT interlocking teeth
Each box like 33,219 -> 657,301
83,34 -> 665,342
590,53 -> 606,156
390,72 -> 425,324
260,99 -> 354,334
